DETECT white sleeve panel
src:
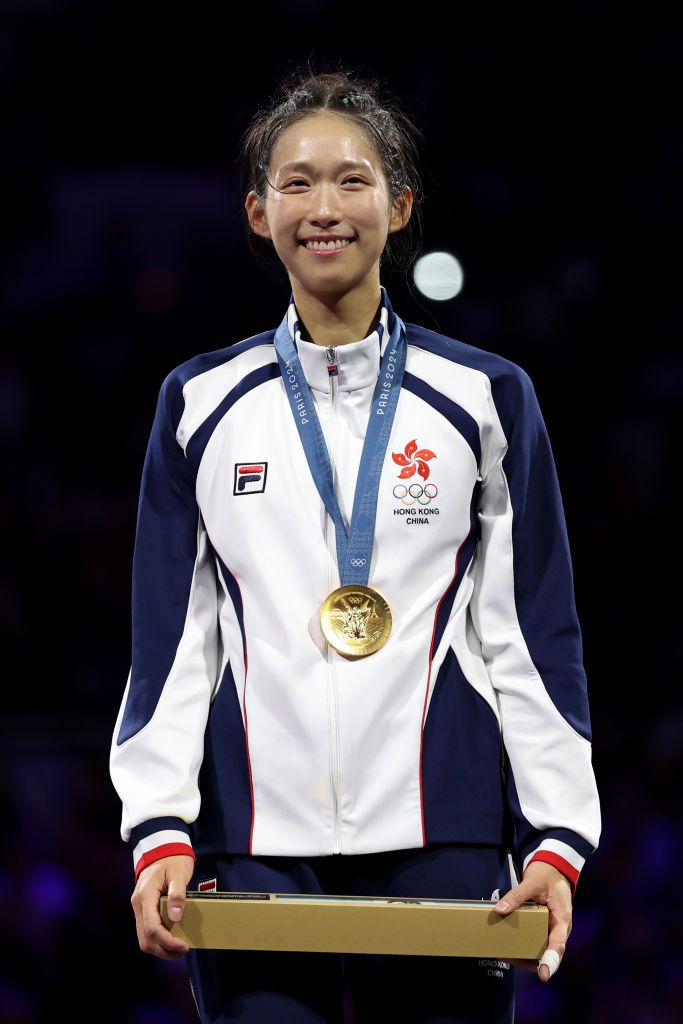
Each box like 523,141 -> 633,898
109,514 -> 219,842
470,455 -> 601,851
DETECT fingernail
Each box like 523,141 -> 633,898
496,901 -> 510,912
169,906 -> 182,921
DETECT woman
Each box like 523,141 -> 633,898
110,69 -> 601,1023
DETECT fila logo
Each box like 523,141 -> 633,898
198,877 -> 218,893
233,462 -> 268,495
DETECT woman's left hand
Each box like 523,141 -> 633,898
494,860 -> 573,982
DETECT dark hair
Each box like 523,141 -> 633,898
238,69 -> 424,277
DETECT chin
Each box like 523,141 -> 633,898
293,270 -> 362,296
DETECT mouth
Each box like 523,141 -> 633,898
299,238 -> 355,253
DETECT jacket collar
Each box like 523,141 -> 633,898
285,286 -> 395,394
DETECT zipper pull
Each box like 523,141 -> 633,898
326,345 -> 338,377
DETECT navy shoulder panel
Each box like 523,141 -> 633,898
405,321 -> 526,380
159,330 -> 277,432
404,322 -> 537,438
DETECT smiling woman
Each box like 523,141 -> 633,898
241,75 -> 421,348
244,112 -> 412,330
110,67 -> 601,1024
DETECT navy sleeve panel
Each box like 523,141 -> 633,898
117,371 -> 202,744
405,323 -> 591,740
129,816 -> 193,849
492,368 -> 592,741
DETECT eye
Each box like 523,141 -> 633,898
342,175 -> 365,186
281,178 -> 309,190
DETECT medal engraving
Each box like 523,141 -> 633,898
321,585 -> 392,658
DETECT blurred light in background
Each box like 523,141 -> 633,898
413,251 -> 464,301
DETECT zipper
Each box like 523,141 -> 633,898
325,345 -> 342,853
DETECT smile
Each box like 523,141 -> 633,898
301,239 -> 354,252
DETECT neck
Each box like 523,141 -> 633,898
290,279 -> 383,347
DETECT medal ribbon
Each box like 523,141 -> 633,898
273,295 -> 407,587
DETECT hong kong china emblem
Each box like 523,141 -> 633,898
391,438 -> 439,523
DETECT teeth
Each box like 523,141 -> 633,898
305,239 -> 352,250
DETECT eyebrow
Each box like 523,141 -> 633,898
275,159 -> 373,174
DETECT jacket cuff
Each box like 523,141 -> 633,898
521,834 -> 589,896
130,817 -> 196,880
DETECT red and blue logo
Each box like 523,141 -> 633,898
233,462 -> 268,495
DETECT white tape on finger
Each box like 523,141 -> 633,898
538,949 -> 561,978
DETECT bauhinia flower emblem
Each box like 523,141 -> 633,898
392,439 -> 437,480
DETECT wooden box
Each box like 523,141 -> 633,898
161,891 -> 548,958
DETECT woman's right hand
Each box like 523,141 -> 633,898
131,854 -> 195,959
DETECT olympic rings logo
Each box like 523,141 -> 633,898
393,483 -> 439,506
350,558 -> 367,567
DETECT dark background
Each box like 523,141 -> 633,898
1,1 -> 681,1021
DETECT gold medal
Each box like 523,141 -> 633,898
320,584 -> 392,658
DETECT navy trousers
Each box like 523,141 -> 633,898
185,843 -> 516,1023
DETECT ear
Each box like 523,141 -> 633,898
388,186 -> 414,234
245,190 -> 271,239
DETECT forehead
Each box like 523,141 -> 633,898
269,111 -> 381,173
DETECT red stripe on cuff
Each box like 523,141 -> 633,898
134,842 -> 196,880
526,850 -> 580,893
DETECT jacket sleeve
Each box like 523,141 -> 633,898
109,371 -> 219,879
469,364 -> 601,895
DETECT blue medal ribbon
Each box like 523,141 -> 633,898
273,296 -> 407,588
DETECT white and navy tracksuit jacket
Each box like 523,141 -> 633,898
110,287 -> 601,894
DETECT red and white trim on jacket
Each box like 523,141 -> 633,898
523,838 -> 584,893
133,829 -> 196,879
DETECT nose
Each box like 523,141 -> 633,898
308,182 -> 341,226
